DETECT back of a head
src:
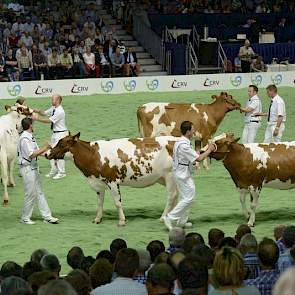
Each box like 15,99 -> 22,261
274,224 -> 286,241
0,261 -> 23,279
167,250 -> 186,274
38,279 -> 77,295
89,258 -> 113,289
169,227 -> 186,248
28,271 -> 56,294
283,225 -> 295,248
154,252 -> 169,264
147,263 -> 176,291
96,250 -> 114,264
191,244 -> 214,269
1,276 -> 30,295
114,248 -> 139,278
65,269 -> 91,295
147,240 -> 165,262
213,247 -> 244,287
40,254 -> 61,274
31,249 -> 49,264
273,267 -> 295,295
181,289 -> 203,295
235,224 -> 251,243
239,233 -> 257,254
258,238 -> 279,268
110,238 -> 127,258
67,247 -> 85,270
80,256 -> 95,275
136,249 -> 151,273
182,237 -> 202,254
180,121 -> 193,135
178,256 -> 208,290
208,228 -> 224,249
218,237 -> 237,249
185,232 -> 205,245
22,261 -> 42,281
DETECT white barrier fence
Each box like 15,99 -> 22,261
1,71 -> 294,99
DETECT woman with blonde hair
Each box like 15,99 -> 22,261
209,247 -> 260,295
272,268 -> 295,295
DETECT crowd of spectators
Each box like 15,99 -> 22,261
1,224 -> 295,295
0,1 -> 141,82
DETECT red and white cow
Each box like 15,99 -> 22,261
209,133 -> 295,226
47,133 -> 179,226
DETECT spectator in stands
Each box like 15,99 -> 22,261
89,258 -> 113,289
95,44 -> 111,77
0,276 -> 31,295
80,256 -> 95,276
40,254 -> 61,278
0,50 -> 7,80
186,232 -> 205,244
0,261 -> 23,279
235,224 -> 251,244
32,48 -> 48,80
8,30 -> 19,49
251,56 -> 266,72
67,247 -> 85,270
17,45 -> 34,80
110,47 -> 125,76
274,225 -> 286,254
42,42 -> 52,60
91,248 -> 147,295
134,250 -> 151,284
167,227 -> 186,253
146,263 -> 176,295
123,47 -> 140,76
105,39 -> 117,59
218,237 -> 237,249
110,238 -> 127,260
245,238 -> 279,295
210,247 -> 260,295
234,56 -> 242,72
38,279 -> 77,295
60,48 -> 73,78
192,244 -> 214,270
238,39 -> 255,73
83,46 -> 99,77
48,48 -> 61,79
5,48 -> 18,80
96,250 -> 114,265
22,261 -> 42,281
182,237 -> 202,254
238,233 -> 259,279
208,228 -> 224,254
72,47 -> 86,78
20,31 -> 33,49
28,271 -> 56,294
273,267 -> 295,295
178,256 -> 208,294
65,269 -> 92,295
31,249 -> 49,264
147,240 -> 165,263
278,225 -> 295,273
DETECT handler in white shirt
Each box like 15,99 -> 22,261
256,84 -> 286,143
33,94 -> 68,179
240,85 -> 262,143
163,121 -> 216,231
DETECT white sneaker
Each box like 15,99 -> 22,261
21,219 -> 36,225
163,216 -> 173,231
45,172 -> 57,178
52,173 -> 66,180
43,217 -> 59,224
177,221 -> 193,228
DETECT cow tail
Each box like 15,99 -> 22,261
136,108 -> 144,137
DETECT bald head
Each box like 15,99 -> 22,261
51,94 -> 62,107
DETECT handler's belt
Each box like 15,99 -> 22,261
250,120 -> 260,123
53,130 -> 68,133
178,163 -> 189,166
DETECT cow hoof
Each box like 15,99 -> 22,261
7,183 -> 15,187
159,217 -> 164,223
92,218 -> 102,224
247,222 -> 255,227
3,200 -> 8,206
118,220 -> 126,226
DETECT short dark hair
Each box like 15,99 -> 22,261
147,263 -> 175,290
167,250 -> 186,274
89,258 -> 113,288
185,233 -> 205,245
147,240 -> 165,262
28,271 -> 56,293
235,224 -> 251,243
67,247 -> 85,270
110,238 -> 127,259
191,244 -> 214,269
22,261 -> 42,281
80,256 -> 95,275
0,276 -> 30,295
283,225 -> 295,248
218,237 -> 237,249
249,85 -> 258,92
182,237 -> 202,254
208,228 -> 224,249
96,250 -> 114,264
180,121 -> 193,135
21,118 -> 33,131
258,238 -> 279,268
65,269 -> 91,295
266,84 -> 277,92
114,248 -> 139,278
178,256 -> 208,290
38,279 -> 77,295
0,261 -> 23,278
40,254 -> 61,274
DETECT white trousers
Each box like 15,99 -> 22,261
264,123 -> 285,143
241,122 -> 261,143
167,175 -> 195,225
20,166 -> 52,221
50,131 -> 68,174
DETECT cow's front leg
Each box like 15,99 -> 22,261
93,190 -> 105,224
239,189 -> 250,220
110,183 -> 126,226
8,158 -> 16,187
248,190 -> 260,227
0,153 -> 9,206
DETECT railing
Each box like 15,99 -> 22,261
187,43 -> 198,74
165,50 -> 172,75
218,41 -> 227,72
192,26 -> 200,51
133,15 -> 163,65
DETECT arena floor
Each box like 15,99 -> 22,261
1,87 -> 295,273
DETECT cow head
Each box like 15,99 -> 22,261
212,92 -> 241,111
47,132 -> 80,160
207,132 -> 240,160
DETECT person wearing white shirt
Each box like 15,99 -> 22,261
83,47 -> 99,77
18,117 -> 59,225
240,85 -> 262,143
256,84 -> 286,143
20,32 -> 33,48
32,94 -> 68,180
163,121 -> 216,230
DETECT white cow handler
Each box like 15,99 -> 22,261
33,94 -> 68,179
163,121 -> 216,230
18,117 -> 59,225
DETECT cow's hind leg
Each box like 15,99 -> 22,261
110,183 -> 126,226
0,147 -> 9,205
93,190 -> 105,224
248,190 -> 260,227
8,158 -> 16,187
239,189 -> 250,220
